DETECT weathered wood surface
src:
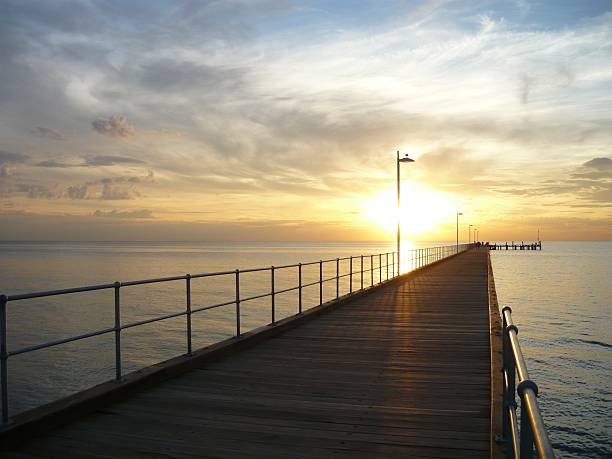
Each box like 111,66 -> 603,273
5,249 -> 492,458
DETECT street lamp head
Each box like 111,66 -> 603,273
398,155 -> 415,163
397,151 -> 415,163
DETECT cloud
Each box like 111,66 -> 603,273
35,156 -> 145,168
100,170 -> 154,184
15,183 -> 62,199
93,209 -> 153,219
0,151 -> 28,163
571,157 -> 612,180
65,183 -> 89,199
415,146 -> 503,193
100,183 -> 138,200
518,72 -> 534,104
36,159 -> 75,168
32,126 -> 65,140
84,155 -> 144,166
63,171 -> 152,200
137,59 -> 247,94
0,163 -> 12,177
583,157 -> 612,171
498,157 -> 612,204
92,116 -> 136,138
1,1 -> 611,239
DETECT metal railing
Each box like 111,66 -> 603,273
0,243 -> 472,425
502,306 -> 555,459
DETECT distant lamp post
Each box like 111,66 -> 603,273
474,228 -> 478,243
469,224 -> 473,244
456,212 -> 463,253
397,151 -> 415,273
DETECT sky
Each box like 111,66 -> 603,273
0,0 -> 611,242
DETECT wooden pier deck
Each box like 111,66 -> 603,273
3,249 -> 499,458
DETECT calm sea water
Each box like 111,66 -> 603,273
0,241 -> 610,457
490,241 -> 611,458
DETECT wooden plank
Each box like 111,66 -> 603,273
4,249 -> 494,458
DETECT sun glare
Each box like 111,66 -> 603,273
362,188 -> 456,239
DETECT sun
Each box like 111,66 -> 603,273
361,188 -> 456,239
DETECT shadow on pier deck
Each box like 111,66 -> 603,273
3,249 -> 501,459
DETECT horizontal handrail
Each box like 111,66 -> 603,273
0,243 -> 473,425
502,306 -> 555,459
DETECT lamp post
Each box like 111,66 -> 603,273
456,211 -> 463,253
469,224 -> 473,244
474,228 -> 478,243
397,150 -> 415,274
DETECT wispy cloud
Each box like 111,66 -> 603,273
93,209 -> 153,219
84,155 -> 144,166
32,126 -> 65,140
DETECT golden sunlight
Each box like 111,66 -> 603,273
361,188 -> 457,238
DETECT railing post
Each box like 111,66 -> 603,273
1,294 -> 8,424
386,252 -> 389,280
235,269 -> 240,336
520,398 -> 535,459
360,255 -> 364,290
392,252 -> 395,276
319,260 -> 323,305
349,256 -> 353,293
370,254 -> 374,286
335,258 -> 339,299
271,266 -> 276,325
186,274 -> 192,355
113,282 -> 122,380
379,253 -> 382,283
298,263 -> 302,314
502,306 -> 517,448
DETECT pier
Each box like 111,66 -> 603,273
0,246 -> 554,458
486,242 -> 542,251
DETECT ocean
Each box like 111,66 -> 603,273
490,241 -> 611,458
0,240 -> 610,457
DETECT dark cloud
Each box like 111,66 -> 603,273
65,183 -> 89,199
583,157 -> 612,170
32,126 -> 65,140
36,156 -> 145,168
93,209 -> 153,219
18,171 -> 153,200
100,183 -> 137,200
15,183 -> 62,199
36,160 -> 75,168
101,171 -> 154,184
65,182 -> 137,201
84,155 -> 144,166
92,116 -> 136,138
572,157 -> 612,180
0,151 -> 28,163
